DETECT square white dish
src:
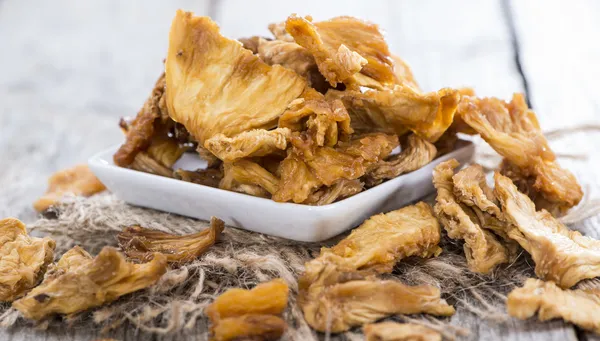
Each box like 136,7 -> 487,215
89,141 -> 474,242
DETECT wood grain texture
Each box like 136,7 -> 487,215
1,0 -> 598,340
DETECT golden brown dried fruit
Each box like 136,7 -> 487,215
291,132 -> 399,186
272,149 -> 322,203
433,160 -> 509,274
118,217 -> 224,263
165,11 -> 306,145
301,202 -> 442,289
301,277 -> 455,333
257,38 -> 316,77
220,160 -> 279,196
129,152 -> 174,178
495,173 -> 600,288
453,164 -> 501,217
391,54 -> 420,91
286,15 -> 394,87
204,128 -> 291,162
303,179 -> 363,205
145,125 -> 186,168
333,86 -> 460,142
269,21 -> 294,42
173,168 -> 223,188
114,74 -> 166,167
206,278 -> 288,321
365,134 -> 437,187
363,321 -> 442,341
279,88 -> 352,147
0,218 -> 55,302
206,278 -> 289,340
507,278 -> 600,334
12,247 -> 167,320
212,314 -> 287,341
460,93 -> 582,213
34,164 -> 106,212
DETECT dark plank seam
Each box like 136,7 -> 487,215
501,0 -> 533,108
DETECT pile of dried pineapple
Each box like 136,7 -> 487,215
4,10 -> 599,341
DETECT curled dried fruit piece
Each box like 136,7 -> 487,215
365,134 -> 437,187
508,278 -> 600,334
118,217 -> 224,263
34,164 -> 106,212
333,86 -> 460,142
130,152 -> 174,178
12,246 -> 167,320
204,128 -> 291,162
220,160 -> 279,197
460,93 -> 582,214
363,321 -> 442,341
165,11 -> 306,145
303,202 -> 442,280
174,168 -> 223,188
212,314 -> 287,341
257,38 -> 316,77
301,277 -> 454,333
495,172 -> 600,288
0,218 -> 55,302
433,160 -> 509,274
206,278 -> 289,341
303,179 -> 363,205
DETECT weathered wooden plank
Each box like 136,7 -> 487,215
511,0 -> 600,339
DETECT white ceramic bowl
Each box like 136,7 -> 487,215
89,141 -> 474,242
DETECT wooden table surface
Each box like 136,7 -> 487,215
1,0 -> 600,340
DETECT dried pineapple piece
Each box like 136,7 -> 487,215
433,160 -> 509,274
165,11 -> 306,145
212,314 -> 287,341
174,168 -> 223,188
12,246 -> 167,320
204,128 -> 291,163
34,164 -> 106,212
332,86 -> 460,142
220,160 -> 279,196
508,278 -> 600,334
129,152 -> 174,178
257,38 -> 316,77
118,217 -> 224,263
460,93 -> 582,213
365,134 -> 437,187
452,164 -> 502,217
279,88 -> 352,147
206,278 -> 289,341
303,179 -> 363,205
272,149 -> 323,203
364,321 -> 442,341
0,218 -> 55,302
495,173 -> 600,288
391,54 -> 420,91
301,276 -> 454,333
286,15 -> 394,87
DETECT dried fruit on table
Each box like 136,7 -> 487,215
206,278 -> 289,341
118,217 -> 224,263
301,202 -> 442,287
165,11 -> 306,145
453,164 -> 502,217
507,278 -> 600,334
174,168 -> 223,188
256,38 -> 316,77
114,73 -> 166,167
459,93 -> 582,214
433,160 -> 509,274
279,88 -> 352,147
12,246 -> 167,320
300,277 -> 455,333
286,15 -> 394,88
365,134 -> 437,187
495,172 -> 600,288
34,164 -> 106,212
0,218 -> 55,302
145,125 -> 187,168
331,85 -> 460,142
212,314 -> 287,341
204,128 -> 291,162
363,321 -> 442,341
220,160 -> 279,197
272,149 -> 323,203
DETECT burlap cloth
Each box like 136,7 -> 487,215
2,128 -> 600,340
